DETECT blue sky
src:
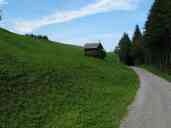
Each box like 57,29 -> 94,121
0,0 -> 154,51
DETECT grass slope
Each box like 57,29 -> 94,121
141,65 -> 171,82
0,28 -> 138,128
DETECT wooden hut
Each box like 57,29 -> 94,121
84,42 -> 106,59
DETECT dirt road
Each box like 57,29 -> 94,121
120,67 -> 171,128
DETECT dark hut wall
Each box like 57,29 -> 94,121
85,48 -> 101,57
84,43 -> 106,59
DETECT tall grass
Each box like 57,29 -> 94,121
0,28 -> 138,128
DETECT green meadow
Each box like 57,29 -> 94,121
0,28 -> 138,128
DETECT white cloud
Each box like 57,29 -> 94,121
0,0 -> 8,6
14,0 -> 139,33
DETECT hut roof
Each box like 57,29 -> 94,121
84,43 -> 103,49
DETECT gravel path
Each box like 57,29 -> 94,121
120,67 -> 171,128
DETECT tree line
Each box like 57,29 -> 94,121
0,9 -> 2,21
25,34 -> 49,40
115,0 -> 171,70
0,10 -> 49,41
115,25 -> 144,66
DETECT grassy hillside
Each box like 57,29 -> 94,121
0,28 -> 138,128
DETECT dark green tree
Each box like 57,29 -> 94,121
117,33 -> 133,65
131,25 -> 144,65
144,0 -> 171,69
0,9 -> 2,21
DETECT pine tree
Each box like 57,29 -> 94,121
131,25 -> 144,65
117,33 -> 133,65
144,0 -> 171,68
0,9 -> 2,21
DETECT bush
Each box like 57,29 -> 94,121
99,50 -> 106,59
25,34 -> 49,40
